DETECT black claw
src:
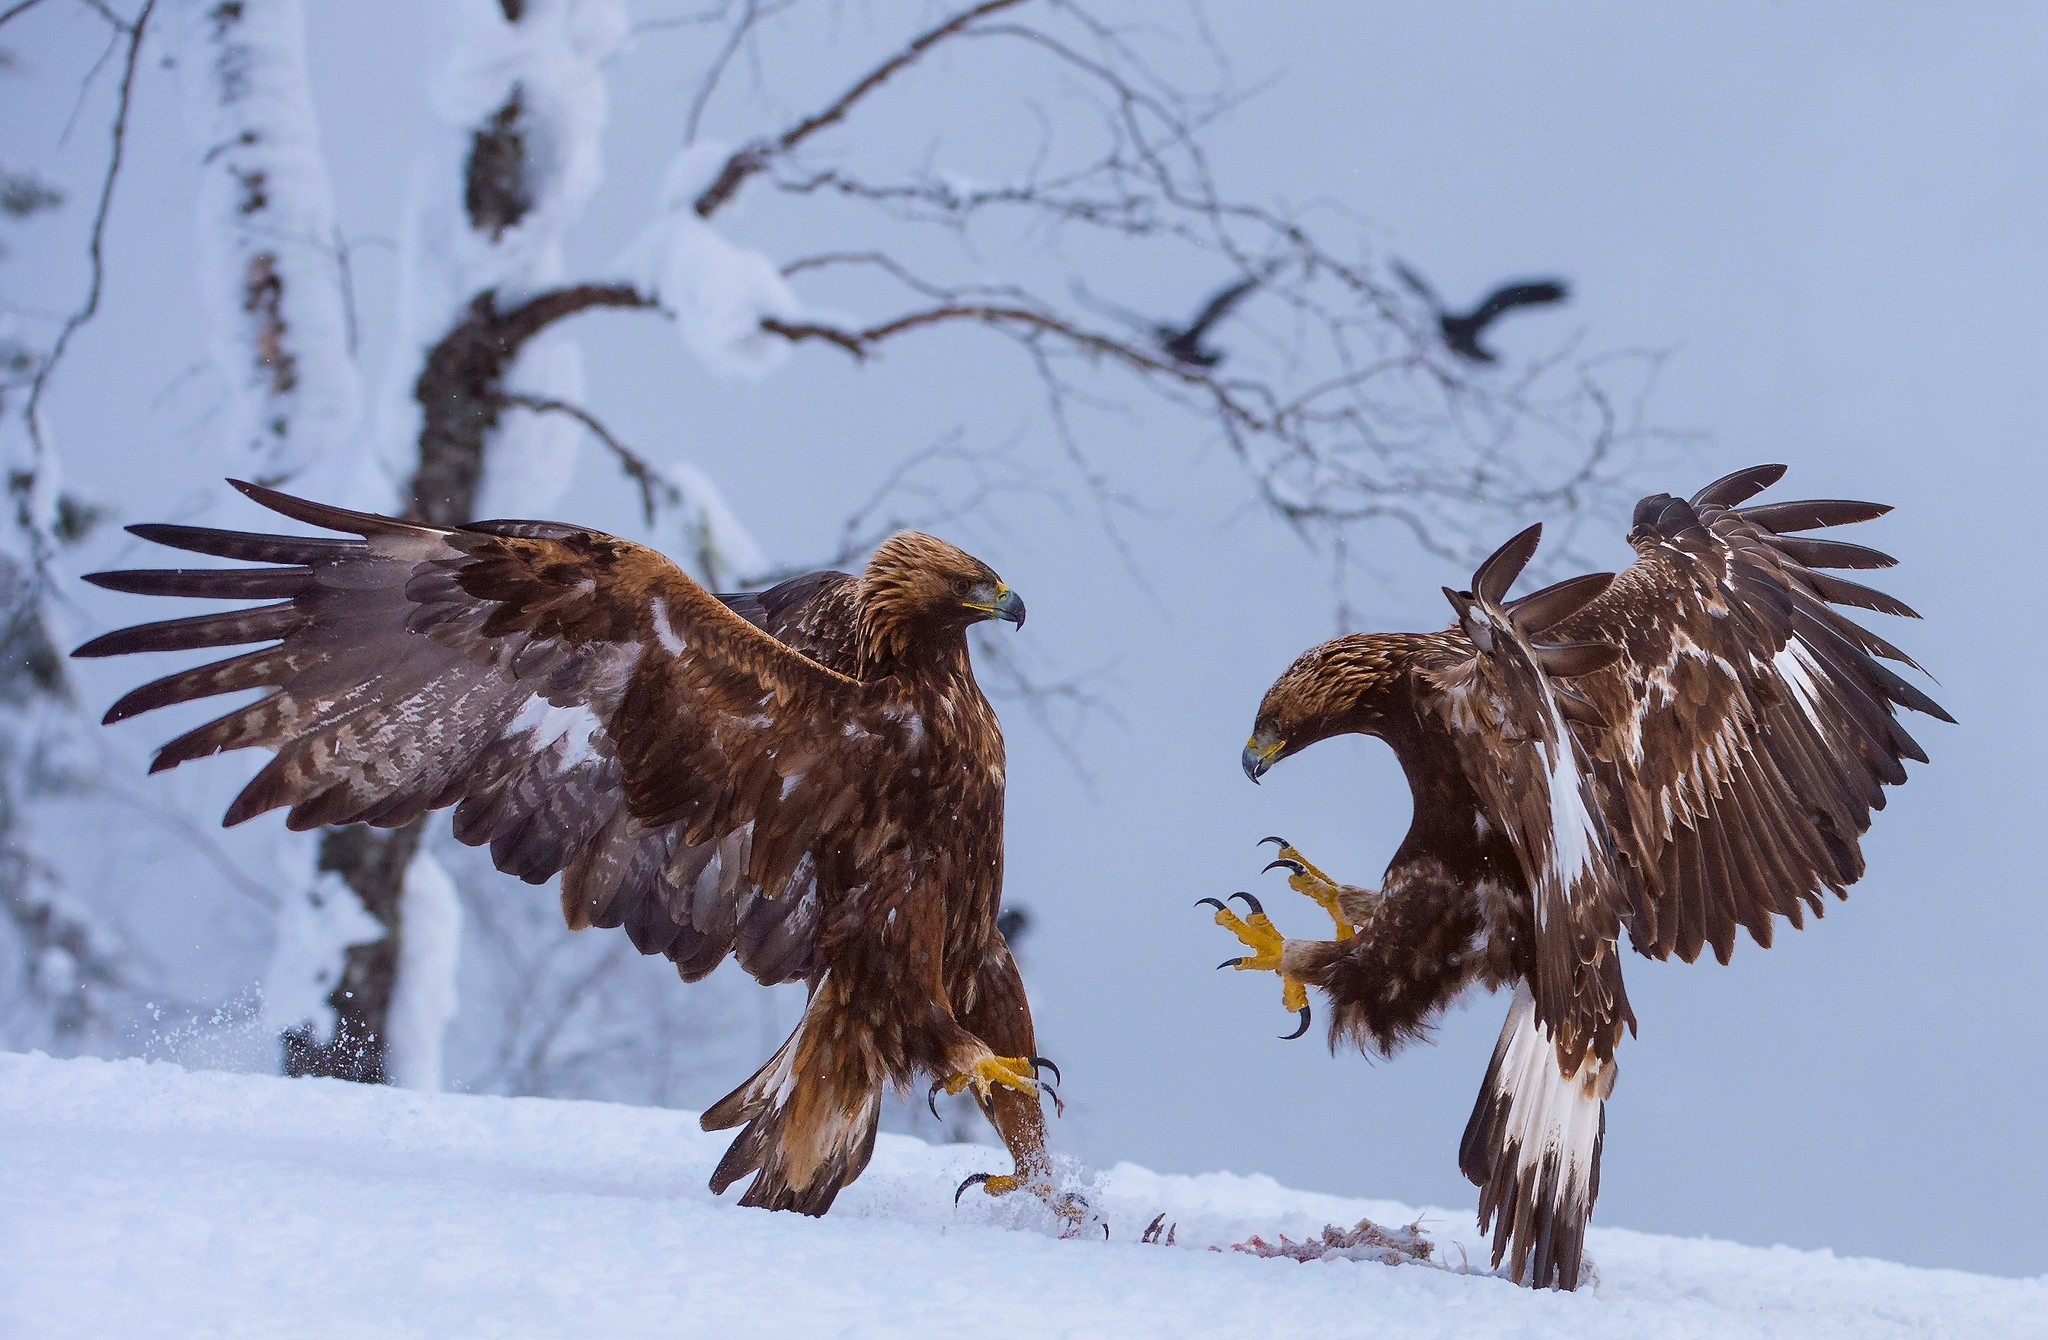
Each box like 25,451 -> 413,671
1281,1003 -> 1312,1041
1195,896 -> 1228,913
1259,835 -> 1289,849
928,1081 -> 946,1121
954,1172 -> 993,1206
1262,858 -> 1305,877
1217,956 -> 1245,971
1228,890 -> 1265,917
1029,1055 -> 1063,1089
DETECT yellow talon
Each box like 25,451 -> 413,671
1204,892 -> 1313,1038
941,1054 -> 1039,1102
1262,838 -> 1357,938
954,1170 -> 1091,1225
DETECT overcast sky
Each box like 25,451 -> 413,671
7,2 -> 2044,1277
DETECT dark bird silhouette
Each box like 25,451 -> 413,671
995,905 -> 1031,950
1393,260 -> 1569,364
1154,274 -> 1261,368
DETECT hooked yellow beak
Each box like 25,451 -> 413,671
964,582 -> 1026,627
1242,733 -> 1284,783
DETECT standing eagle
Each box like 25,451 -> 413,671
76,482 -> 1058,1217
1209,465 -> 1948,1289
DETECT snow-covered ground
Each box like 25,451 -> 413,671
2,1052 -> 2037,1339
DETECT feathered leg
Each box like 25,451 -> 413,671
948,947 -> 1084,1219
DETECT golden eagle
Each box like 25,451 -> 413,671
1211,465 -> 1949,1289
76,482 -> 1058,1217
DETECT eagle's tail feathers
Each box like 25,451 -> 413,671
1459,987 -> 1615,1291
704,997 -> 883,1217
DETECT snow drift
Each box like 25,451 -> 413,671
1,1051 -> 2036,1339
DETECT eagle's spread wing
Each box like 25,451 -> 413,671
1552,464 -> 1951,967
76,483 -> 907,987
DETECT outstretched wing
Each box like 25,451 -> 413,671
76,483 -> 907,986
1553,464 -> 1951,965
1181,275 -> 1260,341
1469,279 -> 1569,326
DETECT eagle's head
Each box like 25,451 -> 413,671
859,531 -> 1024,661
1242,634 -> 1404,782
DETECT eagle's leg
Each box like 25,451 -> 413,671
1199,891 -> 1313,1038
949,950 -> 1090,1225
1259,836 -> 1358,938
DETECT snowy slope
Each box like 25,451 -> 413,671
1,1053 -> 2037,1340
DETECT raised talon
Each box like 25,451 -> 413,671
1207,890 -> 1314,1035
933,1053 -> 1039,1122
1141,1213 -> 1179,1246
1028,1056 -> 1066,1117
1260,838 -> 1356,938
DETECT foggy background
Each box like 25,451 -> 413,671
5,2 -> 2042,1278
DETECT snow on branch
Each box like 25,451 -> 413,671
630,146 -> 804,381
172,0 -> 361,482
369,0 -> 630,517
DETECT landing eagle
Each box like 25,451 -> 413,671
1210,465 -> 1948,1289
77,483 -> 1056,1217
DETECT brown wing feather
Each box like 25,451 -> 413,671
1549,470 -> 1948,965
1428,564 -> 1634,1069
77,483 -> 902,988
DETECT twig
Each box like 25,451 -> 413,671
0,0 -> 54,31
693,0 -> 1030,217
21,0 -> 154,478
495,391 -> 679,527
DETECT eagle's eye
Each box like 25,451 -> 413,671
951,577 -> 973,596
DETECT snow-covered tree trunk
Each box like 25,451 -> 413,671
0,457 -> 120,1051
171,0 -> 361,482
289,0 -> 629,1085
0,36 -> 129,1051
167,0 -> 390,1076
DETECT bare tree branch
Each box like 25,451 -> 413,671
408,283 -> 654,525
21,0 -> 153,476
693,0 -> 1029,218
496,391 -> 677,527
0,0 -> 56,31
